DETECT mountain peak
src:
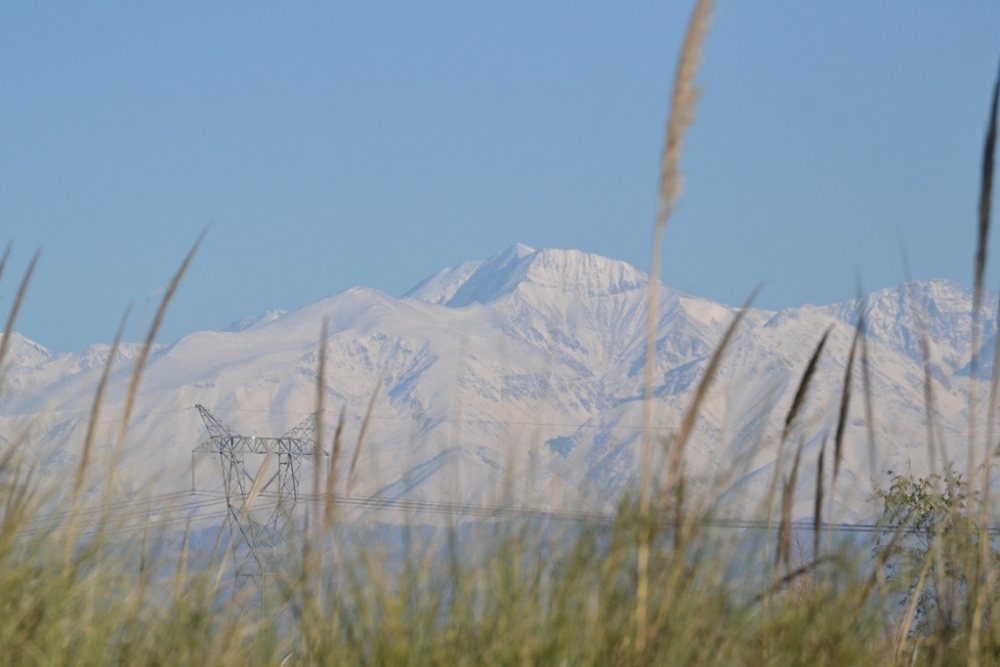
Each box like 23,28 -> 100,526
0,332 -> 52,366
407,244 -> 649,309
506,242 -> 537,258
445,244 -> 539,307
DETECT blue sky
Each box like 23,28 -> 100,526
1,2 -> 999,352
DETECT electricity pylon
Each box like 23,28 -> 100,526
194,405 -> 324,599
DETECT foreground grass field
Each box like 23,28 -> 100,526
2,0 -> 1000,664
0,444 -> 994,666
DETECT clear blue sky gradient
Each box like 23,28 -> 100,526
1,2 -> 999,352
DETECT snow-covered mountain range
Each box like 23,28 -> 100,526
0,244 -> 995,522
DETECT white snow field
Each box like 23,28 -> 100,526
0,244 -> 994,524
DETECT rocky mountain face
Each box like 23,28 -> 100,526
0,244 -> 993,522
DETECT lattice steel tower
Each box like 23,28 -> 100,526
194,405 -> 324,598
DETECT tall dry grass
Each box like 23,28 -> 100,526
638,0 -> 715,652
0,6 -> 998,667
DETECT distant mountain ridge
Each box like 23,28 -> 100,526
0,245 -> 994,522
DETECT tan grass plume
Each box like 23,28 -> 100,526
636,0 -> 715,654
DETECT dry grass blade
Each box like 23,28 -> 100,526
655,0 -> 715,226
0,252 -> 37,506
0,437 -> 23,480
987,293 -> 1000,462
240,445 -> 276,526
982,395 -> 1000,638
75,307 -> 130,501
324,406 -> 345,534
0,251 -> 39,378
856,283 -> 878,484
974,54 -> 999,466
896,556 -> 933,663
346,378 -> 382,498
139,517 -> 150,578
834,305 -> 862,482
761,327 -> 833,581
920,334 -> 940,475
636,0 -> 715,653
208,520 -> 233,596
307,317 -> 329,612
313,317 -> 328,505
855,520 -> 912,615
0,242 -> 11,287
970,55 -> 998,486
752,557 -> 830,604
1,467 -> 36,544
175,517 -> 191,601
814,438 -> 827,559
777,439 -> 804,572
109,230 -> 205,496
65,306 -> 131,565
639,0 -> 715,496
975,54 -> 999,309
899,238 -> 943,477
970,55 -> 999,667
662,286 -> 760,506
782,325 -> 832,441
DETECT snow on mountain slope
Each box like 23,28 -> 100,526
0,245 -> 993,523
404,261 -> 484,305
224,309 -> 288,332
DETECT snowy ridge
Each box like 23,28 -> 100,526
0,245 -> 994,523
224,310 -> 288,332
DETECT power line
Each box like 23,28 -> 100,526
27,490 -> 198,525
17,495 -> 231,541
25,485 -> 991,546
193,490 -> 998,537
